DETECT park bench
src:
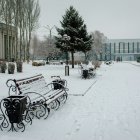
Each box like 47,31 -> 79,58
78,64 -> 96,79
105,61 -> 112,65
49,60 -> 63,65
0,74 -> 68,132
81,68 -> 96,79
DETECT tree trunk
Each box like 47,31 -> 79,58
71,51 -> 74,68
84,52 -> 87,63
27,31 -> 31,63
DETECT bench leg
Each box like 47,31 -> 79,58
57,92 -> 68,104
48,99 -> 60,110
27,102 -> 50,120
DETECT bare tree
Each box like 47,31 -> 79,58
0,0 -> 40,62
31,34 -> 40,60
25,0 -> 40,63
30,35 -> 62,61
88,31 -> 107,60
0,0 -> 3,19
0,0 -> 15,60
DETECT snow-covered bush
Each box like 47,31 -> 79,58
32,61 -> 45,66
87,61 -> 95,69
16,61 -> 23,72
137,57 -> 140,63
32,62 -> 38,66
0,61 -> 7,73
93,60 -> 102,69
8,62 -> 15,74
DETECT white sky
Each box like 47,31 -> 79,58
36,0 -> 140,40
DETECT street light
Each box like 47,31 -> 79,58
44,25 -> 55,48
63,34 -> 71,65
62,34 -> 71,76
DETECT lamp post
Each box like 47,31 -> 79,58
44,25 -> 55,48
63,34 -> 70,65
63,34 -> 71,65
99,50 -> 102,61
62,34 -> 71,76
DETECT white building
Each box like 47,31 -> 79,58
102,39 -> 140,61
0,23 -> 17,61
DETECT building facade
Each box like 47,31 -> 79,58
0,23 -> 17,61
102,39 -> 140,61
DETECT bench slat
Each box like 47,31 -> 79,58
12,74 -> 68,107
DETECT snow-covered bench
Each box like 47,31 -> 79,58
0,74 -> 68,132
105,61 -> 112,65
81,68 -> 96,79
49,60 -> 62,65
78,63 -> 96,79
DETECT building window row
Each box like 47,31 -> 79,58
104,42 -> 140,54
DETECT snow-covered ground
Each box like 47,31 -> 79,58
0,62 -> 140,140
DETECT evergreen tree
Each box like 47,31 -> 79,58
76,24 -> 92,62
55,6 -> 92,68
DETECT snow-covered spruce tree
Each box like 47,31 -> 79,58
76,24 -> 93,62
55,6 -> 92,68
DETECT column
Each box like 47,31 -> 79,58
2,31 -> 5,59
4,35 -> 7,59
9,36 -> 11,60
0,31 -> 2,59
119,42 -> 120,53
114,43 -> 116,53
137,42 -> 139,53
128,42 -> 129,53
114,43 -> 116,61
133,42 -> 134,53
123,42 -> 125,53
110,43 -> 111,60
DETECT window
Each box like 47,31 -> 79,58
119,42 -> 124,53
134,42 -> 137,53
111,43 -> 114,53
125,43 -> 129,53
137,42 -> 140,53
129,43 -> 133,53
115,43 -> 119,53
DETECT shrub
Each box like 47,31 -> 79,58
41,61 -> 45,66
93,60 -> 102,69
137,57 -> 140,63
32,61 -> 45,66
69,60 -> 85,65
16,61 -> 23,72
0,61 -> 7,73
8,62 -> 15,74
32,62 -> 38,66
46,61 -> 50,65
10,58 -> 15,62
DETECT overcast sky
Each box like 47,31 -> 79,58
36,0 -> 140,40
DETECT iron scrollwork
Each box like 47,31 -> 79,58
0,76 -> 69,132
27,100 -> 50,120
6,79 -> 18,96
0,95 -> 32,132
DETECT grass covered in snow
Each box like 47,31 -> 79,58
0,62 -> 140,140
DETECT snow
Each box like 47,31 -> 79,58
0,62 -> 140,140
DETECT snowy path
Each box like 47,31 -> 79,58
0,62 -> 140,140
68,63 -> 140,140
62,63 -> 140,140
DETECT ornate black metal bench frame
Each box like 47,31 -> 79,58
0,74 -> 68,132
